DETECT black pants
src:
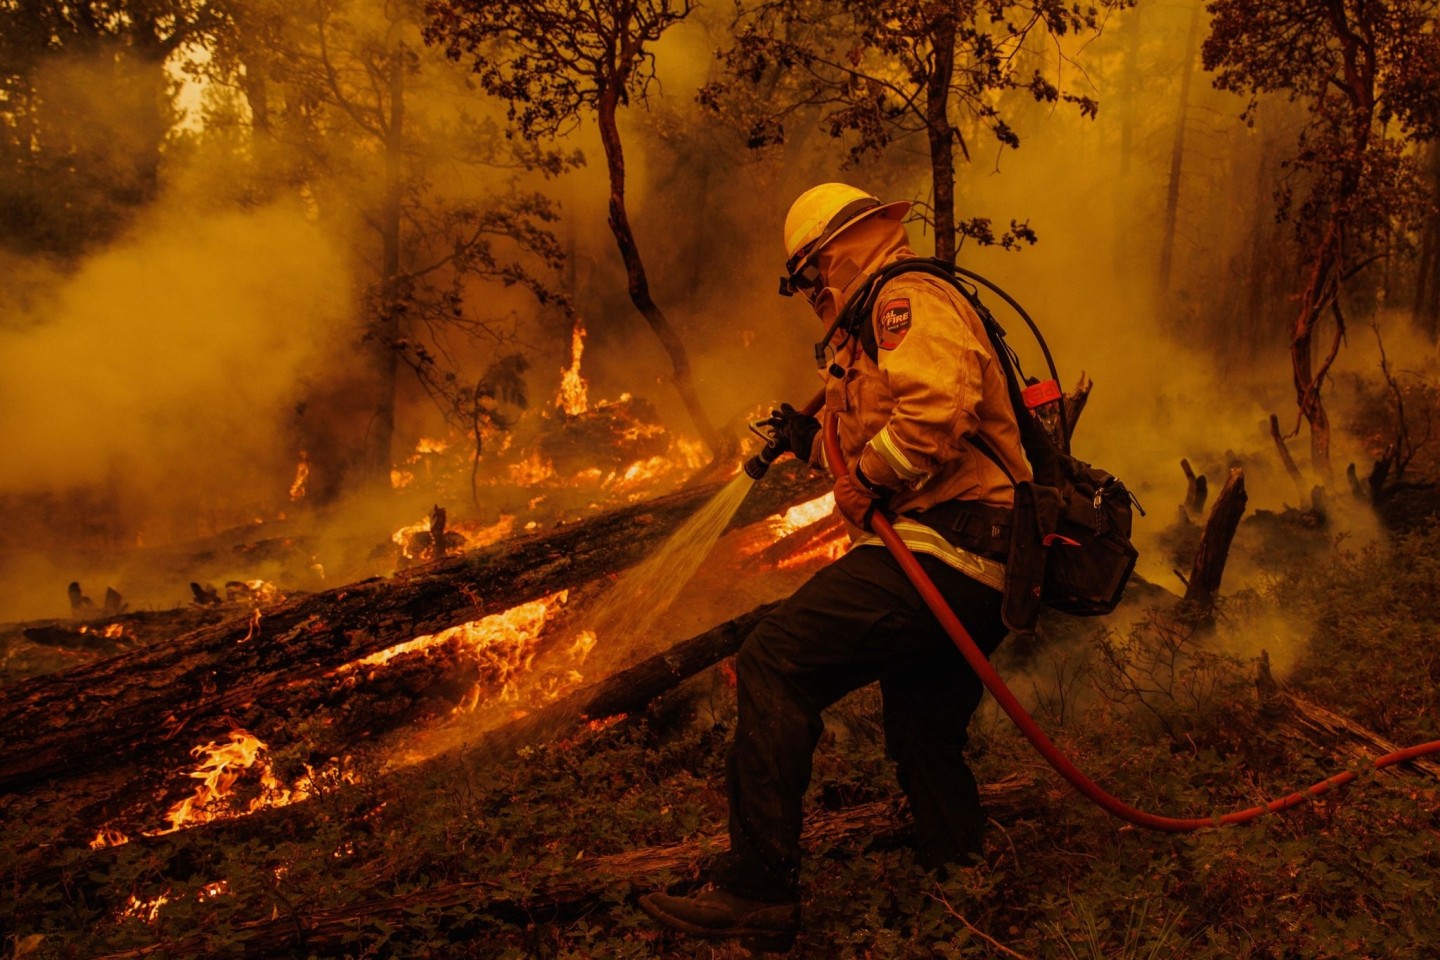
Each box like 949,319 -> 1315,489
711,545 -> 1007,902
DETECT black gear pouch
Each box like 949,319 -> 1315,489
1002,480 -> 1061,634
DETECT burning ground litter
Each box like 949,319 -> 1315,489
0,450 -> 835,865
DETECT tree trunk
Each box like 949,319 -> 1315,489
1242,101 -> 1276,358
0,466 -> 826,799
364,36 -> 407,485
1416,143 -> 1440,339
1158,0 -> 1201,291
1256,652 -> 1440,781
1290,228 -> 1341,477
1268,411 -> 1307,496
0,593 -> 794,889
925,14 -> 958,263
1117,3 -> 1144,179
594,88 -> 724,457
1289,10 -> 1376,478
1182,467 -> 1247,617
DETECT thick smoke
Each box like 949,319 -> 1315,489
0,203 -> 350,497
0,1 -> 1424,627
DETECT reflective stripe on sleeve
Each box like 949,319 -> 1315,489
867,425 -> 928,486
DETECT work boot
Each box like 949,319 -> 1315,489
638,883 -> 801,953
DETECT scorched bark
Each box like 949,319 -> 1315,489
0,465 -> 826,797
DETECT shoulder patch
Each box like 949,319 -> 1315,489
876,298 -> 911,350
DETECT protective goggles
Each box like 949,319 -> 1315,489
778,196 -> 882,299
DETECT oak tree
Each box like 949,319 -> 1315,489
701,0 -> 1119,262
1204,0 -> 1440,474
203,0 -> 574,495
425,0 -> 727,457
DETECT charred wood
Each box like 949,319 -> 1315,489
1180,458 -> 1208,517
1182,468 -> 1247,618
1062,372 -> 1092,445
476,602 -> 779,761
1256,651 -> 1440,781
1,599 -> 785,890
0,465 -> 826,797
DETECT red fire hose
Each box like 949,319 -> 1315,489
820,415 -> 1440,831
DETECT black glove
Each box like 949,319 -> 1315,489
765,403 -> 821,462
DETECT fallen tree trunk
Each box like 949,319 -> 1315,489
1256,651 -> 1440,781
7,598 -> 785,884
90,773 -> 1043,959
0,465 -> 826,796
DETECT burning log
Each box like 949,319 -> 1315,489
1182,468 -> 1247,619
0,466 -> 826,835
476,601 -> 779,760
1,597 -> 789,894
87,774 -> 1042,959
2,606 -> 234,660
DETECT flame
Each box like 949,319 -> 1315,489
90,826 -> 129,849
449,514 -> 516,550
508,451 -> 557,486
154,739 -> 355,834
159,729 -> 282,833
731,492 -> 850,570
557,318 -> 590,416
620,421 -> 666,442
241,607 -> 263,643
391,516 -> 432,559
198,879 -> 231,901
391,468 -> 414,489
672,437 -> 709,471
570,629 -> 597,663
584,714 -> 625,733
342,591 -> 570,712
416,437 -> 449,454
122,891 -> 171,923
289,451 -> 310,500
78,623 -> 129,639
775,524 -> 849,569
604,456 -> 669,493
228,579 -> 282,604
120,879 -> 228,924
777,493 -> 836,534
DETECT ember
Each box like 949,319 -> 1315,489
122,892 -> 171,924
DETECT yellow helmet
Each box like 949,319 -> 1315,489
781,183 -> 911,292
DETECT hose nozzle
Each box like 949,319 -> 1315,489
743,445 -> 783,480
743,417 -> 787,480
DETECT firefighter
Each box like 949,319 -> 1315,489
639,183 -> 1032,951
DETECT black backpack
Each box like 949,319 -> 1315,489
839,258 -> 1141,632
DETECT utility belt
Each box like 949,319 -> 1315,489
907,499 -> 1013,562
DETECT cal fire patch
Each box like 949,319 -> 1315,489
876,298 -> 912,350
